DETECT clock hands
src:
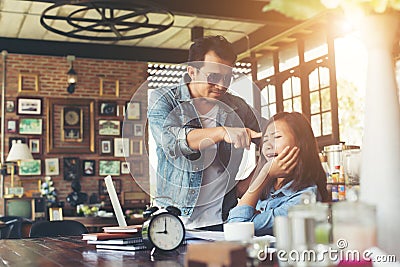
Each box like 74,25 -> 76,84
156,218 -> 168,234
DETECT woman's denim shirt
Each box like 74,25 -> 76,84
147,74 -> 260,220
227,181 -> 317,236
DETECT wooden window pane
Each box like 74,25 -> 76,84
293,96 -> 302,113
283,99 -> 293,112
311,114 -> 322,137
322,111 -> 332,135
292,77 -> 301,96
321,88 -> 331,111
310,91 -> 321,114
282,79 -> 292,99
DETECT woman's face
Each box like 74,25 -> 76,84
262,119 -> 297,161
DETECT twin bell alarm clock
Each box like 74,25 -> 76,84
141,205 -> 185,252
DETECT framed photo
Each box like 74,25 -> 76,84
19,159 -> 41,176
133,124 -> 144,136
98,178 -> 121,196
82,160 -> 96,176
47,98 -> 95,154
131,160 -> 143,176
29,138 -> 41,154
17,97 -> 42,115
7,120 -> 17,133
114,138 -> 129,157
8,137 -> 26,152
49,207 -> 63,221
99,160 -> 120,176
18,72 -> 39,93
63,157 -> 81,181
99,120 -> 120,136
131,139 -> 143,155
19,118 -> 42,135
99,102 -> 117,116
121,161 -> 130,174
6,100 -> 15,113
125,101 -> 141,120
99,78 -> 119,97
100,139 -> 113,155
45,158 -> 59,176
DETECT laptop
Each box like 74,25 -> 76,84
104,175 -> 127,227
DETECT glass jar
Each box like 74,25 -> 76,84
332,201 -> 377,252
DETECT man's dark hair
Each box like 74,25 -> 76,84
188,35 -> 237,65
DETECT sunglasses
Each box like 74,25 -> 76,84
196,68 -> 233,87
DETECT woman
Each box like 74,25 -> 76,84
228,112 -> 329,236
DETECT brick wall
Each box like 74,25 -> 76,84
0,53 -> 149,213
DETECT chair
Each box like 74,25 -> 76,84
0,216 -> 31,239
29,220 -> 88,238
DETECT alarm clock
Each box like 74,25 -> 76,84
141,206 -> 185,252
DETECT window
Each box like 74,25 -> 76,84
258,37 -> 339,148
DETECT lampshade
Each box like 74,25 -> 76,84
6,140 -> 33,162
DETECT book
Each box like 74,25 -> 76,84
96,243 -> 148,251
102,225 -> 142,233
82,232 -> 138,241
87,237 -> 143,245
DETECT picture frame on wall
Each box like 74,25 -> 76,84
131,139 -> 143,155
100,139 -> 113,155
17,97 -> 42,115
19,118 -> 42,135
45,158 -> 59,176
6,100 -> 15,113
121,162 -> 130,174
99,120 -> 120,136
133,124 -> 143,136
99,102 -> 117,116
114,138 -> 129,157
63,157 -> 81,181
82,160 -> 95,176
125,101 -> 141,120
47,98 -> 95,154
99,160 -> 120,176
7,120 -> 17,133
131,160 -> 143,176
19,159 -> 41,176
98,178 -> 121,196
29,138 -> 41,154
49,207 -> 63,221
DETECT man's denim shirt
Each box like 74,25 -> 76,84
147,74 -> 260,220
227,181 -> 317,236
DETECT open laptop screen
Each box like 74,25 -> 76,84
104,175 -> 127,227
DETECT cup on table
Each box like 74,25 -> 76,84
223,222 -> 254,242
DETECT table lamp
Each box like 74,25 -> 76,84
4,140 -> 33,198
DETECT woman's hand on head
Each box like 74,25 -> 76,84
248,146 -> 299,193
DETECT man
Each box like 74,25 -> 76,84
148,35 -> 261,230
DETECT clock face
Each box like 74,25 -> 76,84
146,213 -> 185,251
64,109 -> 80,126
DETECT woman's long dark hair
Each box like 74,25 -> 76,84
253,112 -> 329,202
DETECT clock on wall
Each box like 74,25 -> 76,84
63,107 -> 81,126
62,107 -> 83,142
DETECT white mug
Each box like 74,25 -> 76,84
223,222 -> 254,242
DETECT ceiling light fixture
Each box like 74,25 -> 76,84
40,0 -> 174,41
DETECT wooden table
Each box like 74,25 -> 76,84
0,236 -> 186,267
0,236 -> 276,267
